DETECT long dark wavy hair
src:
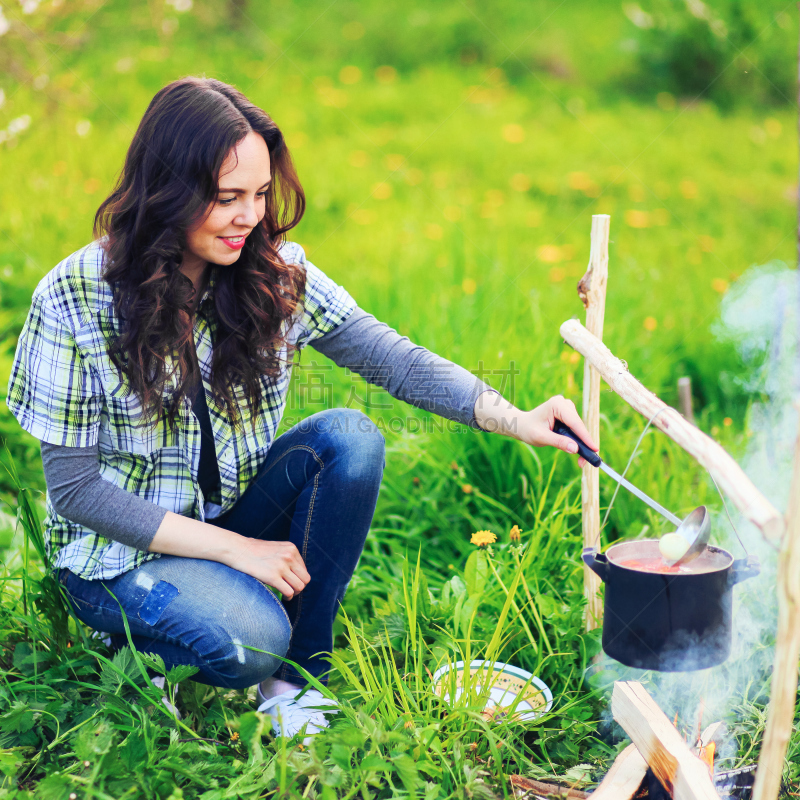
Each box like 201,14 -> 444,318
93,76 -> 306,431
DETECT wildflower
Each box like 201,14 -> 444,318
462,484 -> 473,494
509,525 -> 522,541
230,731 -> 240,742
83,760 -> 90,768
471,530 -> 497,547
404,719 -> 414,729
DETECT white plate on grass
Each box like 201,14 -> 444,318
431,659 -> 553,722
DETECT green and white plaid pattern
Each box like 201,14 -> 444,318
6,238 -> 356,580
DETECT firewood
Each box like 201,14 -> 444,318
698,722 -> 725,749
611,681 -> 721,800
753,407 -> 800,800
559,318 -> 784,542
586,743 -> 648,799
509,775 -> 589,799
577,214 -> 609,632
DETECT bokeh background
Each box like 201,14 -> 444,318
0,1 -> 798,795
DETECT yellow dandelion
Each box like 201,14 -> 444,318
680,179 -> 698,199
712,278 -> 729,294
509,525 -> 521,541
723,417 -> 733,427
471,530 -> 497,546
230,731 -> 240,741
462,483 -> 473,494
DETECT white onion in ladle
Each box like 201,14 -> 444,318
659,532 -> 690,563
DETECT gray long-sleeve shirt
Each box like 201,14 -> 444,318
40,307 -> 500,553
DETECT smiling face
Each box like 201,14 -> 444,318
181,130 -> 272,287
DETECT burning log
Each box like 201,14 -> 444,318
611,681 -> 721,800
586,742 -> 648,799
576,214 -> 610,632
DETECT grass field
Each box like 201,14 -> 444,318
0,0 -> 798,797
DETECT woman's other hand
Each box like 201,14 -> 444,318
224,537 -> 311,599
149,512 -> 311,599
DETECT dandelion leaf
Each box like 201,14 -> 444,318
165,664 -> 199,684
99,646 -> 142,693
0,701 -> 35,734
238,711 -> 266,764
120,729 -> 149,771
12,642 -> 51,676
464,550 -> 488,597
138,651 -> 167,676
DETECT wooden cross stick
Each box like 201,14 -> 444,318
559,318 -> 784,542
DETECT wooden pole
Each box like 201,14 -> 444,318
611,682 -> 721,800
752,408 -> 800,800
559,319 -> 785,542
677,376 -> 694,423
578,214 -> 610,631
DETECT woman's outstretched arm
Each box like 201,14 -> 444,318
310,306 -> 500,429
311,306 -> 598,456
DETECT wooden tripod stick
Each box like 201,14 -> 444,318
559,318 -> 784,542
752,410 -> 800,800
578,214 -> 610,631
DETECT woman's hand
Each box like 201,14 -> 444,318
149,512 -> 311,599
223,537 -> 311,600
474,391 -> 598,466
516,395 -> 599,466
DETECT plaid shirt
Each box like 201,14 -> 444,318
6,238 -> 356,580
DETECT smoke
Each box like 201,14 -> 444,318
590,260 -> 799,770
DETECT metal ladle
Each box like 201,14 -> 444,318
553,421 -> 711,567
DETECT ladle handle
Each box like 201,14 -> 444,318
553,420 -> 601,468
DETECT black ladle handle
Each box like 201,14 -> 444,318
552,420 -> 601,468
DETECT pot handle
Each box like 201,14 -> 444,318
582,547 -> 609,582
730,555 -> 760,586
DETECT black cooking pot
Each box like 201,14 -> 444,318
583,540 -> 760,671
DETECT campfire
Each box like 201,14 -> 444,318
510,681 -> 759,800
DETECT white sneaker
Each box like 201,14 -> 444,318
256,683 -> 338,743
151,675 -> 181,720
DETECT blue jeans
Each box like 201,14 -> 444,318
58,408 -> 386,689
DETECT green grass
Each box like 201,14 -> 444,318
0,0 -> 798,796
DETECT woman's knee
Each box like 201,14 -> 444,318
318,408 -> 385,469
204,594 -> 292,689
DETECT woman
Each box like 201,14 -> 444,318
6,76 -> 596,741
